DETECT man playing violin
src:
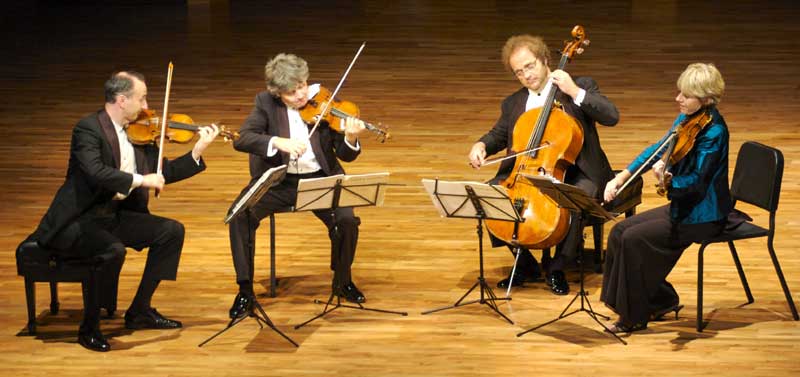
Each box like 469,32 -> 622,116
227,53 -> 368,320
601,63 -> 731,333
25,71 -> 220,351
468,34 -> 619,295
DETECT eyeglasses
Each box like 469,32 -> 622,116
513,61 -> 541,78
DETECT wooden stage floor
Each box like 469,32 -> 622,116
0,1 -> 798,376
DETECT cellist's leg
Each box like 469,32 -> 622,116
496,232 -> 541,289
547,169 -> 599,295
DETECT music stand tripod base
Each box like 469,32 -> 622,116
199,297 -> 298,348
293,173 -> 407,330
420,180 -> 523,325
201,164 -> 298,347
514,175 -> 626,345
420,268 -> 514,325
295,291 -> 408,330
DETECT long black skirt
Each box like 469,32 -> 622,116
600,205 -> 724,325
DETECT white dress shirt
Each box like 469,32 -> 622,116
112,120 -> 143,200
526,79 -> 585,111
266,83 -> 359,174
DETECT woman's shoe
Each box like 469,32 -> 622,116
607,321 -> 648,334
650,304 -> 684,321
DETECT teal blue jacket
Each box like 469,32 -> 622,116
627,107 -> 732,224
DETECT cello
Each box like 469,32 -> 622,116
485,26 -> 590,249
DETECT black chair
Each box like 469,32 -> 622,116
16,240 -> 125,335
264,207 -> 295,297
266,213 -> 279,297
695,141 -> 799,331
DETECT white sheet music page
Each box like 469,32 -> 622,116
341,172 -> 390,207
225,164 -> 288,224
296,172 -> 390,211
295,174 -> 343,211
421,179 -> 518,221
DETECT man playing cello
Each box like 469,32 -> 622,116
468,34 -> 619,295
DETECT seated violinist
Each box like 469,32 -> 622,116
25,71 -> 220,351
227,53 -> 368,320
601,63 -> 732,333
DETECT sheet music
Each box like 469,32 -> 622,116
296,172 -> 390,211
421,179 -> 520,221
225,165 -> 288,224
295,174 -> 342,211
341,172 -> 389,207
521,174 -> 615,221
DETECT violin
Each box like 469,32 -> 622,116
299,85 -> 391,142
126,109 -> 239,145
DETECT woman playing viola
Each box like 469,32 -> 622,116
601,63 -> 732,333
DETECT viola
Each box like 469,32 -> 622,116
299,85 -> 391,142
484,25 -> 590,249
616,106 -> 713,197
654,107 -> 713,196
126,109 -> 239,145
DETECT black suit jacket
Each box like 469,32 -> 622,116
233,90 -> 360,179
31,109 -> 206,247
479,76 -> 619,191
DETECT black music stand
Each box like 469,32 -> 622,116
420,178 -> 522,324
293,172 -> 408,330
199,165 -> 299,348
515,175 -> 626,345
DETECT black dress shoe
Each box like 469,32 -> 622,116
546,270 -> 569,295
497,251 -> 542,289
497,269 -> 542,289
78,328 -> 110,352
125,308 -> 182,330
337,282 -> 366,304
229,293 -> 254,319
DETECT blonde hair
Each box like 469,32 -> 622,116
677,63 -> 725,104
501,35 -> 551,72
264,53 -> 309,96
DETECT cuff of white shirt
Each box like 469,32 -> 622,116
267,137 -> 278,157
131,173 -> 143,192
573,88 -> 586,106
344,137 -> 360,151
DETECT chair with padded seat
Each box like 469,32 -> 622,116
16,240 -> 125,335
694,141 -> 799,331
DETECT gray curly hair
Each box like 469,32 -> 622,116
264,53 -> 309,96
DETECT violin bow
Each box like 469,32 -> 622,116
155,62 -> 174,197
307,42 -> 366,138
617,130 -> 676,194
